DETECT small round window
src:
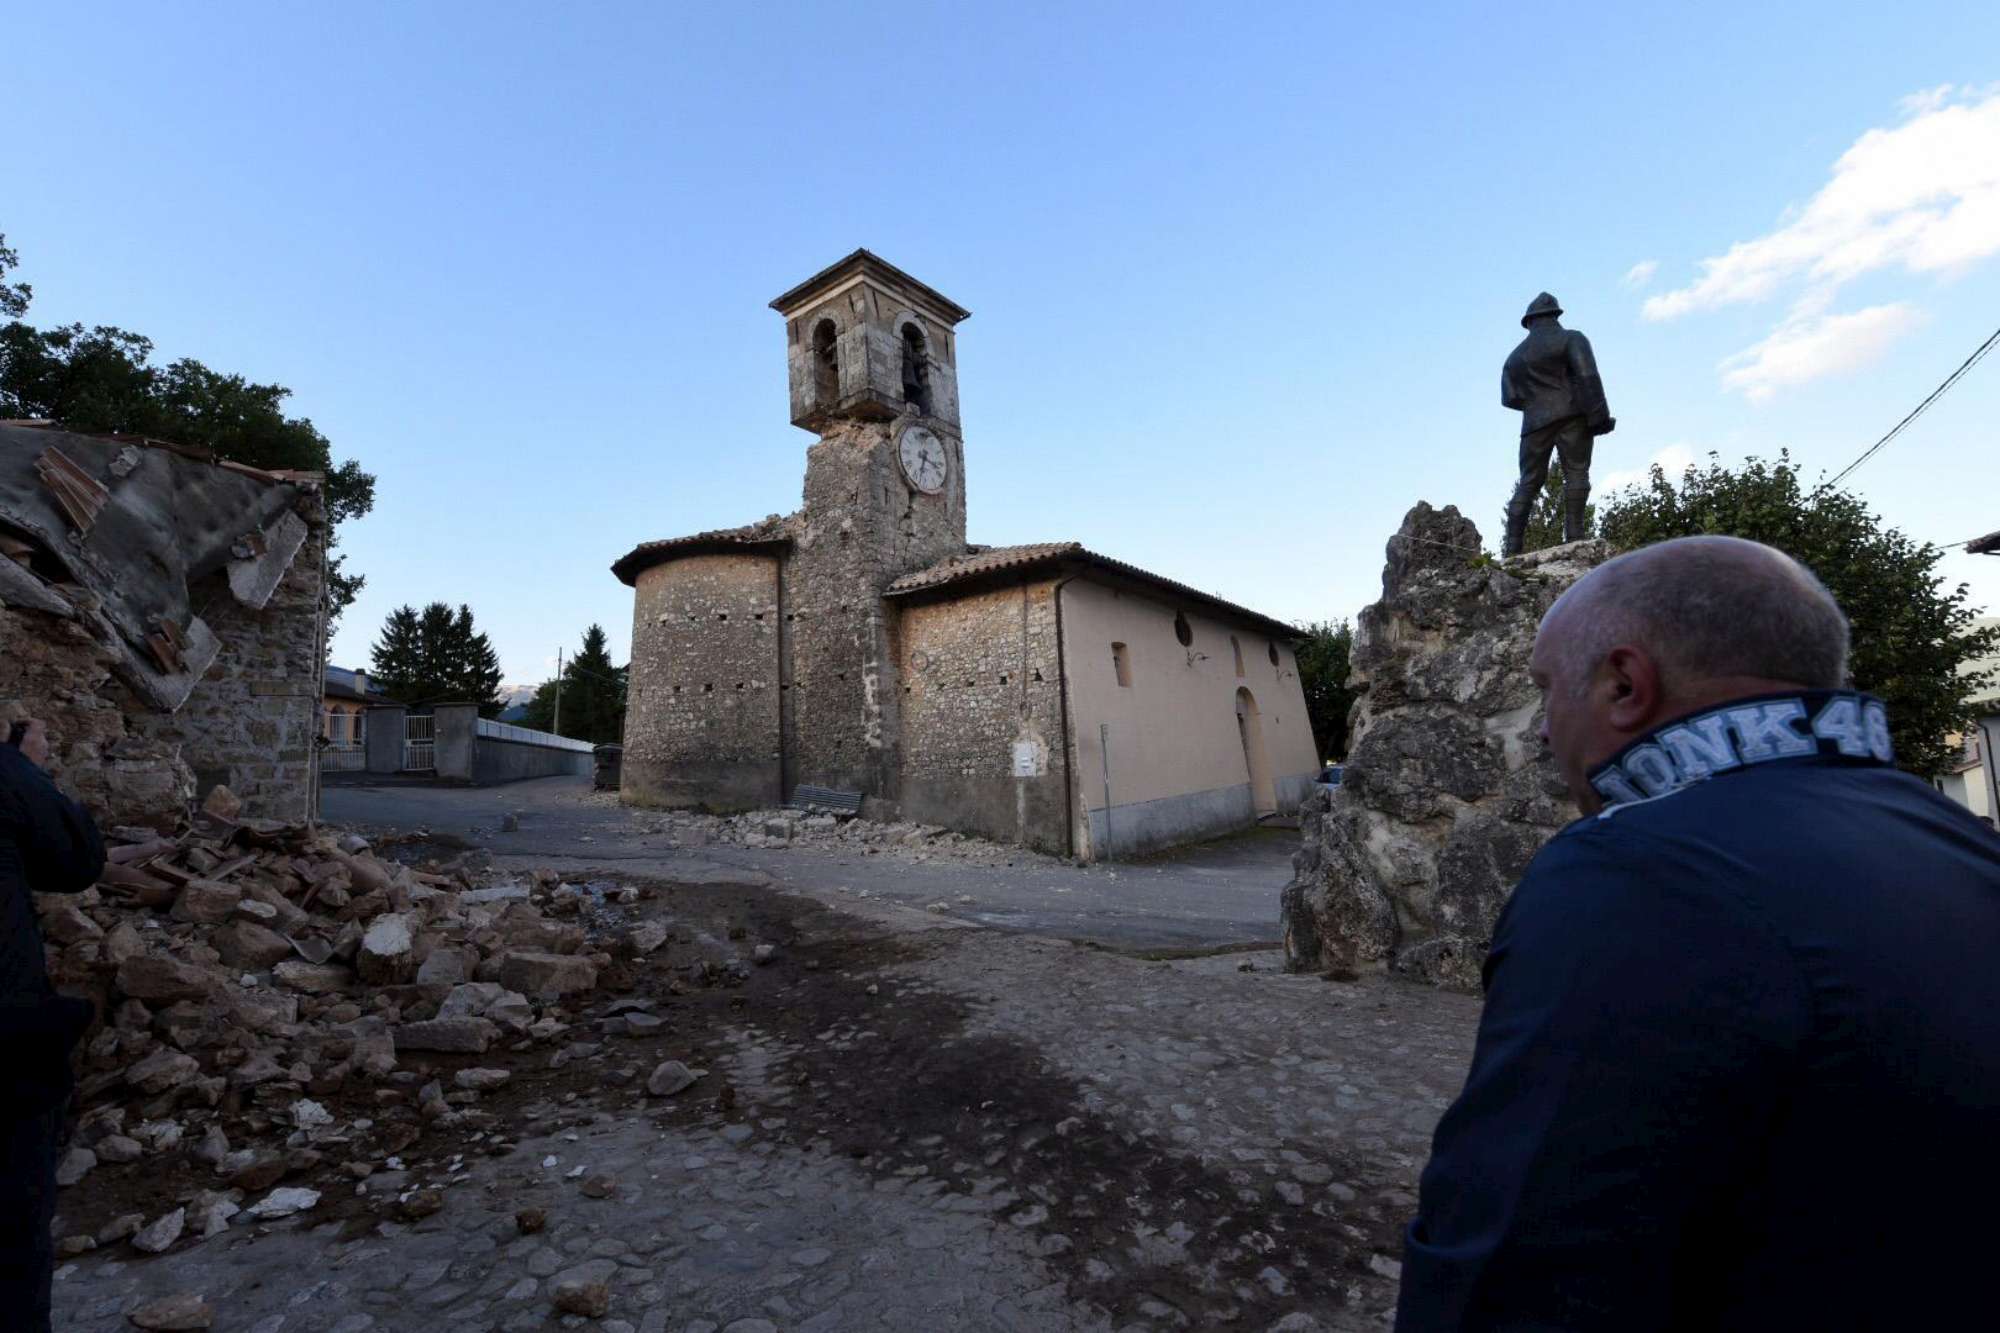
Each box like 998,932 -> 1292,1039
1174,612 -> 1193,647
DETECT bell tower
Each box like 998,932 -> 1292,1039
770,251 -> 972,799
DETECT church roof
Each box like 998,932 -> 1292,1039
610,521 -> 791,586
768,249 -> 972,324
886,542 -> 1301,641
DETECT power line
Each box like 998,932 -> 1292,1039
1823,322 -> 2000,491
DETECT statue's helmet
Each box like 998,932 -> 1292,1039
1521,292 -> 1564,327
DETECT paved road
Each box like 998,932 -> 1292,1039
320,776 -> 1296,952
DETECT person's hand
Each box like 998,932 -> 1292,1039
18,719 -> 51,769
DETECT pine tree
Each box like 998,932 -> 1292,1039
451,604 -> 505,717
520,624 -> 627,743
366,601 -> 504,715
369,606 -> 423,700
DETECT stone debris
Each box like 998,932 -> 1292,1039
126,1292 -> 215,1330
584,793 -> 1066,868
397,1187 -> 446,1221
549,1259 -> 617,1316
646,1060 -> 698,1097
32,813 -> 644,1254
243,1186 -> 319,1220
453,1066 -> 511,1091
130,1208 -> 186,1254
55,1147 -> 96,1186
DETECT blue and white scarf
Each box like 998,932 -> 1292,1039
1589,689 -> 1894,812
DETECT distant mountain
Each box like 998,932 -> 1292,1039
497,682 -> 539,723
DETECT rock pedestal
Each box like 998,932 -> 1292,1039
1281,503 -> 1613,990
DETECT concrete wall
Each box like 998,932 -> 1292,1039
623,553 -> 784,810
364,705 -> 406,773
471,735 -> 592,784
131,494 -> 327,822
1061,579 -> 1318,858
896,577 -> 1070,854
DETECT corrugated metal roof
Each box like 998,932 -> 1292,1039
610,521 -> 792,586
887,542 -> 1301,640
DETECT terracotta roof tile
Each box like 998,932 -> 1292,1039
610,521 -> 792,585
888,542 -> 1299,640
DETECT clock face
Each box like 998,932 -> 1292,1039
898,426 -> 948,495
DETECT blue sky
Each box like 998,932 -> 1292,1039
11,3 -> 1999,688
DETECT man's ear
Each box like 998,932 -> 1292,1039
1601,645 -> 1664,734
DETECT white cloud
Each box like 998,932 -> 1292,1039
1718,301 -> 1923,401
1622,259 -> 1658,288
1645,87 -> 2000,323
1597,442 -> 1697,494
1900,84 -> 1957,117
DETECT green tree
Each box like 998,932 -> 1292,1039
1517,470 -> 1597,554
520,624 -> 627,743
368,601 -> 504,715
0,234 -> 375,624
1596,451 -> 1997,780
1294,618 -> 1357,762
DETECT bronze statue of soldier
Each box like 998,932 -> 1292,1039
1501,293 -> 1614,556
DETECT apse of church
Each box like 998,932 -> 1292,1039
613,251 -> 1318,859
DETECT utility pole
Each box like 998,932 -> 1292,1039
553,647 -> 564,736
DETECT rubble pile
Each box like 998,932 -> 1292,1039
37,786 -> 659,1260
595,797 -> 1063,867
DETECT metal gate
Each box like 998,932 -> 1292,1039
403,714 -> 435,771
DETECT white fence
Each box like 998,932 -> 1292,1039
474,718 -> 596,752
322,746 -> 366,772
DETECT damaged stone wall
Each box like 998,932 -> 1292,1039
622,553 -> 784,811
0,605 -> 195,831
896,577 -> 1069,854
785,418 -> 966,802
1280,503 -> 1612,990
0,422 -> 327,829
128,512 -> 327,823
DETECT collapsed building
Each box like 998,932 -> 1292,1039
613,251 -> 1318,858
0,420 -> 327,827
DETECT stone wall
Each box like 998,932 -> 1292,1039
0,604 -> 193,831
1280,503 -> 1612,990
897,577 -> 1070,853
129,498 -> 327,822
785,419 -> 966,800
623,553 -> 783,810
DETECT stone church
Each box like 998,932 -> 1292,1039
612,251 -> 1317,858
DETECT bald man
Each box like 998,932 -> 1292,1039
1395,536 -> 2000,1332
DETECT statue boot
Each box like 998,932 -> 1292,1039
1562,486 -> 1591,543
1502,497 -> 1533,558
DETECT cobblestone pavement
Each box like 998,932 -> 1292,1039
53,870 -> 1480,1332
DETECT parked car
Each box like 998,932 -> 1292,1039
1316,764 -> 1344,790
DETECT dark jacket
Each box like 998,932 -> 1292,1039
1398,690 -> 2000,1332
1501,323 -> 1611,436
0,743 -> 105,1114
